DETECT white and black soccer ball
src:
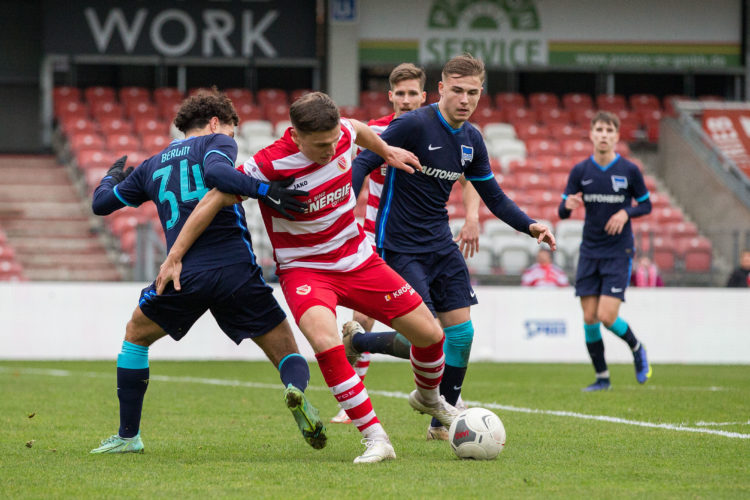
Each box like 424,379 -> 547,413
449,407 -> 506,460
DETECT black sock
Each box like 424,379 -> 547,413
352,330 -> 411,359
431,364 -> 467,428
117,367 -> 149,438
586,340 -> 608,375
619,326 -> 639,350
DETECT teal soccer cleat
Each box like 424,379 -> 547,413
284,384 -> 327,450
90,433 -> 144,454
633,344 -> 652,384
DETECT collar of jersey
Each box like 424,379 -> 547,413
432,103 -> 463,135
170,136 -> 197,145
591,153 -> 620,171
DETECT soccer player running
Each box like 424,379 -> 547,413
89,88 -> 326,454
156,92 -> 460,464
350,54 -> 556,440
332,62 -> 481,426
558,110 -> 653,391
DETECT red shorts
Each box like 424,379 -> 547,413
278,254 -> 423,325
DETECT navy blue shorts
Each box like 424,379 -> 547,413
381,244 -> 477,315
138,262 -> 287,344
575,255 -> 633,301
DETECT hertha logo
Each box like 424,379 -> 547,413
337,156 -> 348,171
296,285 -> 311,295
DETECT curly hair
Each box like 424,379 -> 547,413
173,86 -> 239,133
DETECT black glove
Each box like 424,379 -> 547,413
259,177 -> 309,220
106,155 -> 134,184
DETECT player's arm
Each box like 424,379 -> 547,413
471,178 -> 556,250
558,166 -> 583,220
455,176 -> 481,258
351,118 -> 421,197
155,188 -> 237,294
92,156 -> 139,215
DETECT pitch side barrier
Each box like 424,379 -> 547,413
0,283 -> 747,363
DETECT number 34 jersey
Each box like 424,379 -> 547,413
113,134 -> 256,272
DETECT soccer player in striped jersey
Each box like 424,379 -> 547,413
558,111 -> 653,391
89,88 -> 326,454
156,92 -> 461,463
332,63 -> 481,425
351,54 -> 556,440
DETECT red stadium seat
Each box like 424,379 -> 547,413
91,101 -> 123,122
651,237 -> 676,271
562,93 -> 593,110
629,94 -> 660,111
54,86 -> 81,102
647,192 -> 670,209
127,101 -> 158,121
60,116 -> 98,136
504,107 -> 537,125
111,149 -> 149,166
76,150 -> 111,170
84,86 -> 116,105
681,237 -> 713,272
653,207 -> 684,224
106,133 -> 140,151
515,123 -> 550,141
494,92 -> 526,108
561,138 -> 589,156
291,89 -> 314,103
158,100 -> 183,122
236,103 -> 264,122
526,139 -> 562,156
134,117 -> 169,137
224,88 -> 254,106
339,105 -> 368,121
529,92 -> 559,110
141,134 -> 171,154
360,90 -> 388,108
84,167 -> 107,192
119,86 -> 151,105
0,244 -> 15,260
596,93 -> 626,111
56,101 -> 90,122
538,108 -> 571,126
154,87 -> 184,106
256,88 -> 288,107
513,171 -> 553,191
69,132 -> 105,152
265,103 -> 290,126
471,108 -> 504,127
548,123 -> 587,141
365,103 -> 393,120
571,108 -> 595,128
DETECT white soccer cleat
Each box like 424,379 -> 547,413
408,390 -> 460,428
330,407 -> 352,424
425,424 -> 449,441
353,437 -> 396,464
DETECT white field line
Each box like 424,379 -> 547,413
3,366 -> 749,440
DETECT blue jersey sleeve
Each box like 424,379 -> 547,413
472,178 -> 535,235
624,164 -> 652,219
558,163 -> 584,219
201,134 -> 265,198
92,163 -> 148,215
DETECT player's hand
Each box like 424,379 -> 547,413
383,146 -> 422,174
105,155 -> 134,184
529,222 -> 557,251
564,192 -> 583,211
259,177 -> 309,220
455,218 -> 480,257
605,209 -> 629,235
155,254 -> 182,295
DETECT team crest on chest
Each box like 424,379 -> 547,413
611,175 -> 628,192
337,155 -> 348,171
461,145 -> 473,166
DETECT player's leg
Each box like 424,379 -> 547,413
332,311 -> 376,424
298,305 -> 395,463
580,295 -> 610,391
598,258 -> 651,384
210,262 -> 326,449
91,306 -> 167,454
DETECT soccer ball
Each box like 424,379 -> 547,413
448,407 -> 506,460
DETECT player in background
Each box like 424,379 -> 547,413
89,89 -> 326,454
350,54 -> 556,440
156,92 -> 461,463
331,62 -> 480,425
558,110 -> 653,392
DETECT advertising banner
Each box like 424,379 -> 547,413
41,0 -> 316,59
358,0 -> 742,69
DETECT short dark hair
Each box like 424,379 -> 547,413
591,110 -> 620,131
442,53 -> 485,82
389,63 -> 426,90
289,91 -> 340,133
174,86 -> 239,133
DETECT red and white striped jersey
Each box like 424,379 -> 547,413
357,113 -> 394,245
238,118 -> 373,273
520,263 -> 570,288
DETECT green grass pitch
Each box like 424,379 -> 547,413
2,361 -> 748,499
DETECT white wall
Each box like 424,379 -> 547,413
0,283 -> 747,363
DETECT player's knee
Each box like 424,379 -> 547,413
443,321 -> 474,368
598,312 -> 617,328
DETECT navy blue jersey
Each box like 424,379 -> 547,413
560,154 -> 651,258
93,134 -> 256,272
352,104 -> 534,253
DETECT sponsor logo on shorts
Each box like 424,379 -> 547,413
384,283 -> 415,302
296,285 -> 312,295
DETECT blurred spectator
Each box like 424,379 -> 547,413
630,256 -> 664,287
521,248 -> 569,287
726,249 -> 750,287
